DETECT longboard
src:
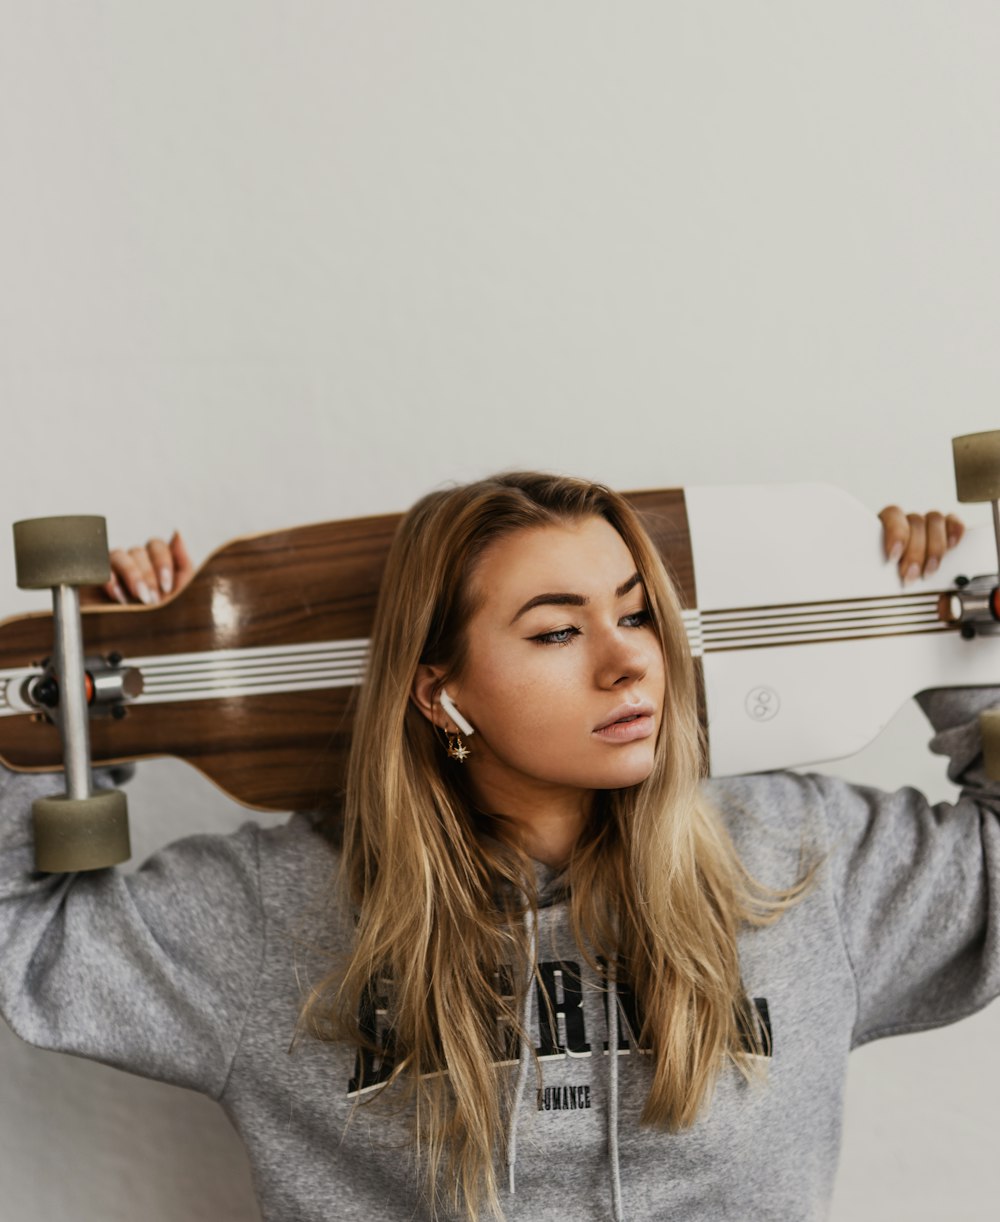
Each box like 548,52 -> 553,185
0,484 -> 993,812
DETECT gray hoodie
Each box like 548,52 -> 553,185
2,686 -> 999,1221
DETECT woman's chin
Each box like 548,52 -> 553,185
587,754 -> 657,791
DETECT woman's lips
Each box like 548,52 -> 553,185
593,714 -> 655,742
594,701 -> 656,731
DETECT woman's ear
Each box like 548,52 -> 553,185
410,664 -> 448,726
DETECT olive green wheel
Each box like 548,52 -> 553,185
979,709 -> 1000,782
953,431 -> 1000,504
12,515 -> 110,590
32,789 -> 130,873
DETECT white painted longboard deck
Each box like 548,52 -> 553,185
684,482 -> 999,776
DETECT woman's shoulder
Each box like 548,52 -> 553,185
257,809 -> 339,875
700,769 -> 828,875
703,768 -> 822,828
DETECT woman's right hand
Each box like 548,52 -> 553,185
877,506 -> 965,584
81,531 -> 195,606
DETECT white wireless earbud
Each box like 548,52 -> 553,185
439,688 -> 475,737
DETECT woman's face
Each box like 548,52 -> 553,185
425,515 -> 666,818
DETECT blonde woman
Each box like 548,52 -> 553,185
0,473 -> 987,1222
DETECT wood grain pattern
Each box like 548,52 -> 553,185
0,491 -> 697,811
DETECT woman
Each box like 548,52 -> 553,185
0,473 -> 986,1222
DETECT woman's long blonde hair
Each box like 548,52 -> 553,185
299,471 -> 814,1219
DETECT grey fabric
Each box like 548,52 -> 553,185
2,686 -> 999,1220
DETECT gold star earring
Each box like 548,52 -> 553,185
446,730 -> 470,762
436,721 -> 471,762
435,689 -> 473,762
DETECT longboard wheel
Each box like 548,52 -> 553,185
979,709 -> 1000,781
12,516 -> 111,590
32,789 -> 130,873
953,431 -> 1000,504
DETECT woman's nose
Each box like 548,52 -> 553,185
594,626 -> 650,688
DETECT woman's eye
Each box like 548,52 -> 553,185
532,626 -> 580,646
530,611 -> 645,650
621,610 -> 651,629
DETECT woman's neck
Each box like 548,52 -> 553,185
468,770 -> 594,867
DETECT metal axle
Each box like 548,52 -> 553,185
51,584 -> 93,801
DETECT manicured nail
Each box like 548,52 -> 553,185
888,542 -> 903,564
925,557 -> 939,576
160,567 -> 173,594
136,581 -> 155,605
904,564 -> 921,584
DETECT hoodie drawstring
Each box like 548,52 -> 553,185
504,911 -> 625,1220
607,959 -> 624,1221
506,905 -> 536,1195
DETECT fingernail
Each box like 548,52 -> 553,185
947,533 -> 959,548
136,581 -> 155,605
888,542 -> 904,564
925,557 -> 939,576
904,564 -> 921,584
160,567 -> 173,594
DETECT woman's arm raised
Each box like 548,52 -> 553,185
805,683 -> 1000,1045
0,764 -> 267,1097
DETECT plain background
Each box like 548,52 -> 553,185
2,3 -> 999,1218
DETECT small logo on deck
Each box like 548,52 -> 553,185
745,686 -> 780,721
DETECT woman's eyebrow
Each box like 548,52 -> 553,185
509,571 -> 642,625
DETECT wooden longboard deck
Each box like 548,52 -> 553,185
0,484 -> 993,812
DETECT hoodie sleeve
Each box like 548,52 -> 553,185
807,685 -> 1000,1049
0,766 -> 266,1098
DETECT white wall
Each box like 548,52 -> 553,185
2,3 -> 999,1217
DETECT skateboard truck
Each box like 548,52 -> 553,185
12,516 -> 130,872
951,430 -> 1000,778
24,654 -> 143,720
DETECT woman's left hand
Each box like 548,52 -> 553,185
79,531 -> 194,606
878,505 -> 965,585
